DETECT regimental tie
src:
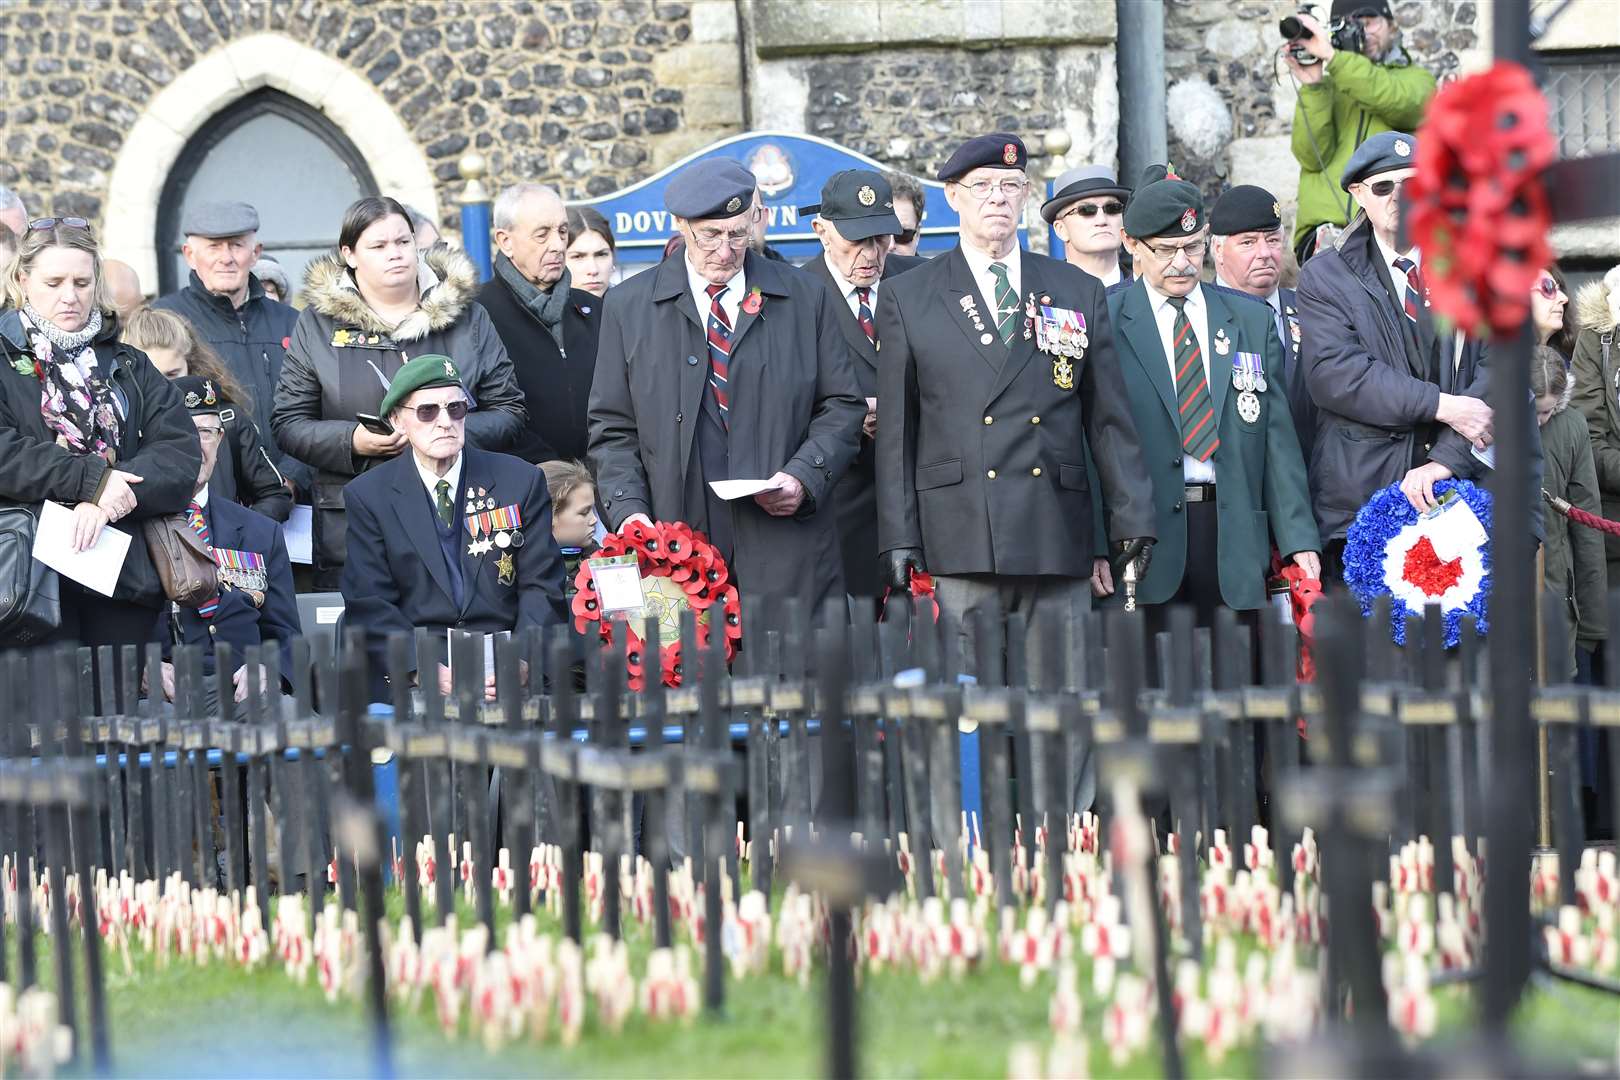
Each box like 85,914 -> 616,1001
1166,296 -> 1220,464
988,261 -> 1017,345
705,282 -> 732,428
1392,256 -> 1425,326
435,478 -> 453,527
854,286 -> 876,344
186,501 -> 218,618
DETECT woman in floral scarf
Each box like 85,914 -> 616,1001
0,219 -> 200,663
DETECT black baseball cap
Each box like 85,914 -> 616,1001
800,170 -> 904,243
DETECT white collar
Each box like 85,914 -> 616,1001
415,451 -> 463,503
825,260 -> 876,301
684,256 -> 744,305
960,239 -> 1021,284
1373,232 -> 1420,273
1143,277 -> 1204,315
191,484 -> 210,509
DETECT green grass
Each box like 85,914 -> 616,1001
11,886 -> 1620,1077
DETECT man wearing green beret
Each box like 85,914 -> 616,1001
340,354 -> 566,699
1098,167 -> 1319,636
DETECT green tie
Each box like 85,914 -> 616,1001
988,261 -> 1017,345
435,478 -> 454,527
1166,296 -> 1219,463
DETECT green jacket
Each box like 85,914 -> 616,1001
1290,49 -> 1437,247
1100,282 -> 1319,610
1539,392 -> 1608,677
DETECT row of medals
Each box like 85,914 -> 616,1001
466,489 -> 524,556
1233,342 -> 1265,424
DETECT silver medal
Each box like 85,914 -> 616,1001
1237,390 -> 1261,424
495,531 -> 511,549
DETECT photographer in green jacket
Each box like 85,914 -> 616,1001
1285,1 -> 1437,265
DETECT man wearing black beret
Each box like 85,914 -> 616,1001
1209,184 -> 1315,460
801,169 -> 925,599
876,132 -> 1155,699
1101,167 -> 1319,634
588,157 -> 865,620
1294,131 -> 1529,578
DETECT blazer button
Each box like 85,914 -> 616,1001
1030,416 -> 1040,425
813,454 -> 825,466
986,469 -> 997,479
1172,456 -> 1182,467
675,412 -> 683,423
1031,467 -> 1042,477
686,355 -> 699,366
983,416 -> 993,425
1173,500 -> 1183,512
614,489 -> 624,497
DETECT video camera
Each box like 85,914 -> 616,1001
1279,6 -> 1367,65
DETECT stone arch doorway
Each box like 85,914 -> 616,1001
103,32 -> 439,296
155,88 -> 378,297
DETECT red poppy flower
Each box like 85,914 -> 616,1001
741,288 -> 763,316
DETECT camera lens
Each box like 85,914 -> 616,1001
1279,15 -> 1306,39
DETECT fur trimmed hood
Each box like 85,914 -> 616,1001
301,245 -> 478,343
1575,266 -> 1620,335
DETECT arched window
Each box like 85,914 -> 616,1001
156,89 -> 378,297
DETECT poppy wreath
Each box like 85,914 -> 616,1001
570,519 -> 741,690
1405,61 -> 1558,337
1342,479 -> 1492,648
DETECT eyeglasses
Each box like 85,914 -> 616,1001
1536,276 -> 1563,299
1142,238 -> 1208,262
28,217 -> 91,232
954,178 -> 1028,201
690,227 -> 752,251
1367,179 -> 1408,198
195,426 -> 225,442
413,400 -> 469,423
1065,201 -> 1125,219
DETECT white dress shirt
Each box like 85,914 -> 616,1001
685,257 -> 744,327
1143,279 -> 1217,484
1372,233 -> 1421,298
1095,261 -> 1124,289
960,241 -> 1023,327
191,483 -> 210,510
825,261 -> 878,320
415,452 -> 464,512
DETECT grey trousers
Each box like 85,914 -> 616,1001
933,573 -> 1098,815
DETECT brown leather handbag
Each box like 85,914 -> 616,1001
142,514 -> 218,608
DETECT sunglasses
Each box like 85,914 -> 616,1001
1367,179 -> 1407,198
413,400 -> 468,423
1536,276 -> 1563,299
895,228 -> 918,245
1067,201 -> 1125,219
28,216 -> 91,232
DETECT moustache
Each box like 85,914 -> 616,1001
1163,267 -> 1200,279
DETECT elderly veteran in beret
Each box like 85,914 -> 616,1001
152,200 -> 305,493
154,375 -> 299,709
588,158 -> 865,621
877,133 -> 1156,691
1295,132 -> 1534,574
341,355 -> 566,701
1209,184 -> 1315,460
1099,167 -> 1319,632
801,169 -> 926,599
1041,165 -> 1133,290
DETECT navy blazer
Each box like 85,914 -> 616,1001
340,446 -> 567,683
162,495 -> 300,678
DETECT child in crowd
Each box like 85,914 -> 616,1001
541,458 -> 599,599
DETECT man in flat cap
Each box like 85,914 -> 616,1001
877,132 -> 1156,694
1295,131 -> 1524,575
154,200 -> 305,495
1099,166 -> 1318,635
1210,184 -> 1314,459
801,169 -> 925,600
342,354 -> 566,700
1042,165 -> 1132,290
589,157 -> 865,622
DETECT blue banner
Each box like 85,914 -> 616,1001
576,131 -> 1025,266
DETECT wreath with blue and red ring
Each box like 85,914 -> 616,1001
570,519 -> 741,690
1342,479 -> 1492,648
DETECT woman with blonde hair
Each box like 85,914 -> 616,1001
0,218 -> 200,655
123,306 -> 292,521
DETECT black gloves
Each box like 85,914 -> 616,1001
1112,537 -> 1154,580
884,548 -> 927,590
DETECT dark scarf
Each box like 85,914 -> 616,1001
494,252 -> 571,352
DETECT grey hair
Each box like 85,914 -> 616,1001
0,185 -> 24,216
492,183 -> 563,232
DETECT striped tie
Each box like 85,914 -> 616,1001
1392,256 -> 1424,325
988,261 -> 1017,345
1166,296 -> 1219,464
705,282 -> 732,428
186,500 -> 218,618
854,286 -> 876,344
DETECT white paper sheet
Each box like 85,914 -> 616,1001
32,500 -> 130,597
707,477 -> 784,501
284,504 -> 314,565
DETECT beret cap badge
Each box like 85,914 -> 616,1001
857,185 -> 876,207
1394,138 -> 1411,157
725,195 -> 743,214
1002,143 -> 1018,166
1180,207 -> 1198,232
